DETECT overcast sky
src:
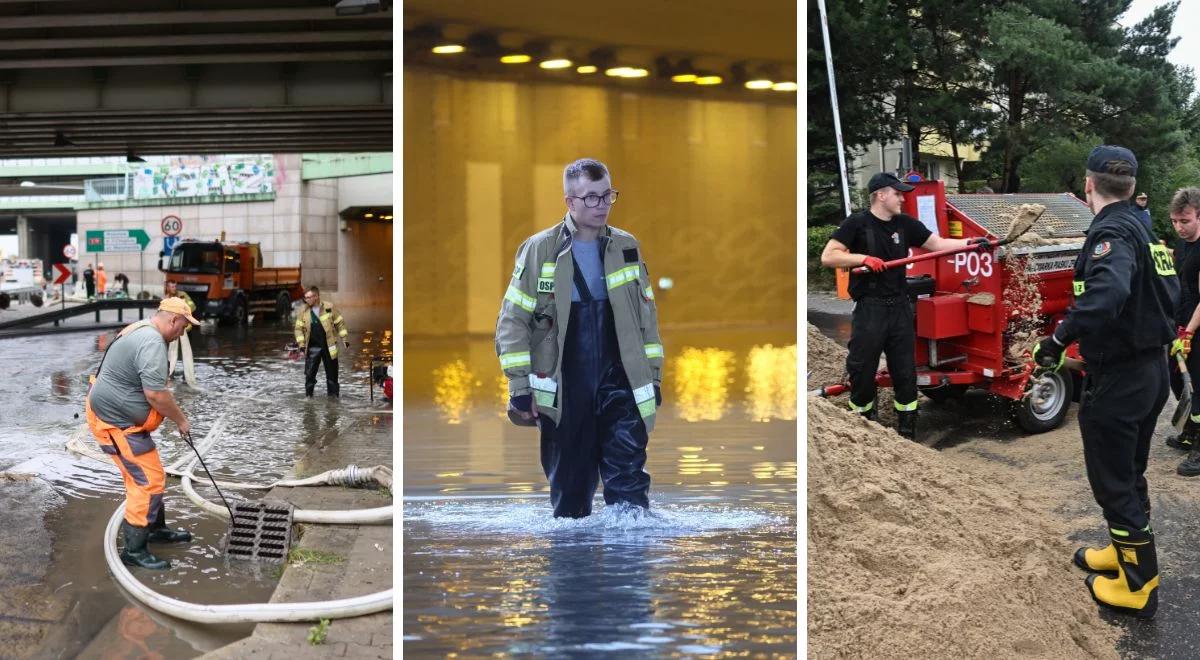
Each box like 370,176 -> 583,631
1120,0 -> 1200,85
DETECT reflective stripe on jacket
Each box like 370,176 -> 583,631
495,213 -> 665,431
294,301 -> 349,359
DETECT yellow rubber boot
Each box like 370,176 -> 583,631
1073,542 -> 1118,574
1085,525 -> 1159,619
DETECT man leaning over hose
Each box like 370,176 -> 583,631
86,296 -> 199,570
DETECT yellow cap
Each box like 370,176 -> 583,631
159,296 -> 200,325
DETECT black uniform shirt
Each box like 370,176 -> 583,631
1175,238 -> 1200,327
831,210 -> 932,300
1055,200 -> 1179,363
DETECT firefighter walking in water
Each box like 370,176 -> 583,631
1034,145 -> 1178,618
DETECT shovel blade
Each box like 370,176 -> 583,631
1174,353 -> 1193,432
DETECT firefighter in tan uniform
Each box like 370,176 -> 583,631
496,158 -> 664,518
294,286 -> 349,397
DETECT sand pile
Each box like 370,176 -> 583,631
807,395 -> 1120,659
807,324 -> 897,426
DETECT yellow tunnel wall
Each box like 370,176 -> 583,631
403,69 -> 797,337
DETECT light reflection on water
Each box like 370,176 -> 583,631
404,329 -> 797,656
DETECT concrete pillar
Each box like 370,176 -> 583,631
16,215 -> 29,258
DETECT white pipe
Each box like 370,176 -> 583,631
104,504 -> 393,623
818,0 -> 853,216
180,469 -> 393,524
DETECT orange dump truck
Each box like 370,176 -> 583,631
161,239 -> 303,324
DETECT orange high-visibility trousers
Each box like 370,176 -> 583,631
85,392 -> 166,527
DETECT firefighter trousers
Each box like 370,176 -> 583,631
846,298 -> 918,411
1079,350 -> 1168,531
538,300 -> 651,518
305,345 -> 339,396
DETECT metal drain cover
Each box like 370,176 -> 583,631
225,500 -> 294,563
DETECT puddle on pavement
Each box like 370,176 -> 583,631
402,327 -> 797,656
0,306 -> 391,657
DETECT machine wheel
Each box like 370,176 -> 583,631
1012,370 -> 1074,434
921,384 -> 969,403
274,291 -> 292,318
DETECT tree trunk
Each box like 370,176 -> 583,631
1001,75 -> 1025,193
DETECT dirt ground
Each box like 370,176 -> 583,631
806,322 -> 1200,659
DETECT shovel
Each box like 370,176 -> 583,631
851,205 -> 1046,274
1173,352 -> 1193,432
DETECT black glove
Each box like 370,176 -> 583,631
655,385 -> 662,408
507,394 -> 537,427
969,237 -> 994,251
1032,336 -> 1066,371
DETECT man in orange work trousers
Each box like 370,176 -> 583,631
86,297 -> 199,569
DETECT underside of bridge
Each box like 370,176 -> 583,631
0,0 -> 392,157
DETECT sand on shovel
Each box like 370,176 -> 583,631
807,395 -> 1121,659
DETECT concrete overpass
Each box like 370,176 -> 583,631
0,1 -> 392,157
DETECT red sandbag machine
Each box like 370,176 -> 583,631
816,176 -> 1095,433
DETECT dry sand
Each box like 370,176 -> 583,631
807,323 -> 1121,658
807,395 -> 1121,659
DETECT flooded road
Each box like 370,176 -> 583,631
403,327 -> 797,656
0,305 -> 391,657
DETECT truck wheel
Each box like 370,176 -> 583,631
274,291 -> 291,318
30,293 -> 43,307
236,298 -> 249,326
1012,370 -> 1073,434
0,292 -> 9,310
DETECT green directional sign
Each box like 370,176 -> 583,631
85,229 -> 151,253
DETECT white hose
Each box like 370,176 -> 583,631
167,331 -> 197,386
104,504 -> 393,623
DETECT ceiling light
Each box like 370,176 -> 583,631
576,65 -> 597,74
364,213 -> 374,218
694,75 -> 723,85
606,67 -> 648,78
334,0 -> 381,16
382,215 -> 393,220
671,74 -> 698,83
540,59 -> 573,69
501,54 -> 531,64
623,68 -> 648,78
432,44 -> 464,54
20,180 -> 36,188
772,81 -> 798,92
744,79 -> 774,90
605,67 -> 630,77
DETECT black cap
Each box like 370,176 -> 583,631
867,172 -> 915,193
1087,145 -> 1138,176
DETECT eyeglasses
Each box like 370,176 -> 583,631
568,190 -> 619,208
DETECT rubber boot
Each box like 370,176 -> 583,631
1073,542 -> 1118,575
1085,525 -> 1159,618
119,520 -> 171,570
897,410 -> 917,440
148,505 -> 193,544
1166,419 -> 1198,450
1178,447 -> 1200,477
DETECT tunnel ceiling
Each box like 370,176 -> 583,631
0,0 -> 392,157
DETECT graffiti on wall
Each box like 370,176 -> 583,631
131,155 -> 275,199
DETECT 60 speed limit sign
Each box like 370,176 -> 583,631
161,215 -> 183,237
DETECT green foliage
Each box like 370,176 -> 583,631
307,619 -> 331,646
288,548 -> 345,565
807,225 -> 838,291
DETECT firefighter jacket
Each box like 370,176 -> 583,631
294,301 -> 349,359
1055,200 -> 1179,365
495,213 -> 665,431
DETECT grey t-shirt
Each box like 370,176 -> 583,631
571,239 -> 608,302
89,325 -> 168,427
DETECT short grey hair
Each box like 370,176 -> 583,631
1170,188 -> 1200,216
563,158 -> 609,194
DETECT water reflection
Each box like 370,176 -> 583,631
745,344 -> 797,422
433,359 -> 477,424
672,347 -> 736,422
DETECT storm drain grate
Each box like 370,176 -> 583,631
225,500 -> 294,563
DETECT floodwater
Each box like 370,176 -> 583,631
0,305 -> 391,658
402,327 -> 798,656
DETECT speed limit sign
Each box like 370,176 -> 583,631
63,244 -> 77,260
161,215 -> 183,237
